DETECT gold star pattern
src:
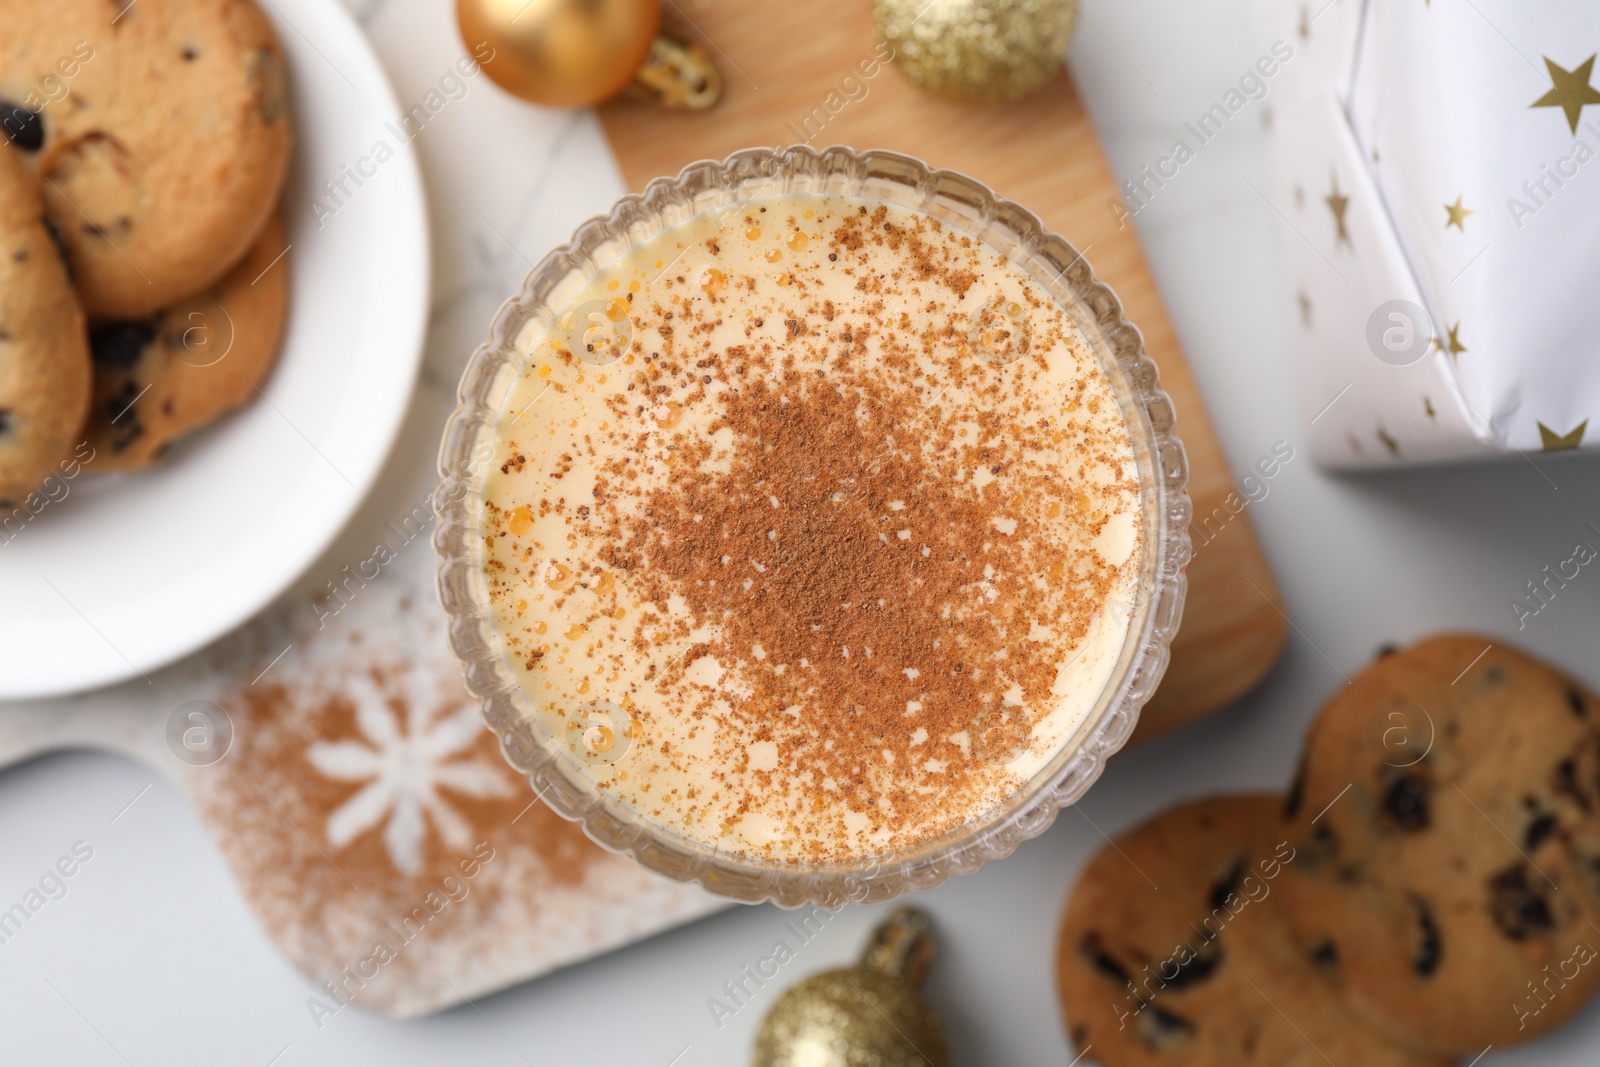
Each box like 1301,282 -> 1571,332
1424,396 -> 1436,419
1532,55 -> 1600,134
1538,419 -> 1588,451
1326,176 -> 1351,246
1377,426 -> 1400,458
1432,322 -> 1467,359
1444,195 -> 1473,231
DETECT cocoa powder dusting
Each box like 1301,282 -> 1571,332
485,196 -> 1143,862
611,376 -> 1086,821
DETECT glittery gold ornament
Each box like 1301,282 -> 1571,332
456,0 -> 720,109
873,0 -> 1077,104
752,908 -> 951,1067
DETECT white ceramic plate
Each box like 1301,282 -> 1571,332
0,0 -> 429,700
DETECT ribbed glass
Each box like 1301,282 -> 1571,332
435,146 -> 1191,907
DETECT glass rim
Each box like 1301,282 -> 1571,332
434,145 -> 1192,908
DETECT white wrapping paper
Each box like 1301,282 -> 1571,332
1268,0 -> 1600,467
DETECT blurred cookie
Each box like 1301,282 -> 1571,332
0,0 -> 292,318
1282,634 -> 1600,1052
1057,794 -> 1448,1067
85,213 -> 287,469
0,144 -> 90,507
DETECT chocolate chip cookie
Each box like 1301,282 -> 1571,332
0,143 -> 90,508
1282,634 -> 1600,1052
84,213 -> 287,469
1057,794 -> 1449,1067
0,0 -> 292,319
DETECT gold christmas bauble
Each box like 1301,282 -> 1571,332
752,908 -> 951,1067
753,969 -> 951,1067
873,0 -> 1078,105
457,0 -> 660,108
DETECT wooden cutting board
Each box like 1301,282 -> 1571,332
599,1 -> 1285,740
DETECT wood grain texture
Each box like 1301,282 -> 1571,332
597,1 -> 1285,740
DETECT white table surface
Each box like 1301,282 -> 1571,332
6,0 -> 1600,1063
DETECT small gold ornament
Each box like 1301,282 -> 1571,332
456,0 -> 720,109
873,0 -> 1077,105
752,907 -> 951,1067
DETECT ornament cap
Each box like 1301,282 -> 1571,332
629,32 -> 722,109
861,906 -> 936,988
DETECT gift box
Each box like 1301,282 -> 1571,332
1266,0 -> 1600,468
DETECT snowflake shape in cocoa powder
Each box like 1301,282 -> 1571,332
306,670 -> 513,876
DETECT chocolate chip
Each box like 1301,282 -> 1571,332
1310,939 -> 1339,969
181,44 -> 199,61
1136,1005 -> 1195,1048
1554,757 -> 1590,811
1569,688 -> 1587,717
1525,813 -> 1557,851
1078,932 -> 1132,987
1295,822 -> 1339,874
1380,768 -> 1430,832
1209,857 -> 1245,912
0,100 -> 42,151
1412,898 -> 1442,977
90,322 -> 155,370
1488,864 -> 1556,941
1376,642 -> 1400,658
105,380 -> 145,453
0,408 -> 11,436
1162,944 -> 1222,990
109,419 -> 142,453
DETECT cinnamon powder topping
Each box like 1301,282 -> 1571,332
483,195 -> 1143,863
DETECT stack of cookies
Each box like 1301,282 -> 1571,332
1058,635 -> 1600,1064
0,0 -> 293,508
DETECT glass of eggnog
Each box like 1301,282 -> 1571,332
436,147 -> 1189,906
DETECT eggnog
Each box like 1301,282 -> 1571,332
480,194 -> 1143,864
